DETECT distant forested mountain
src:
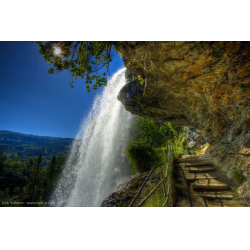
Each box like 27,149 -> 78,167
0,130 -> 74,166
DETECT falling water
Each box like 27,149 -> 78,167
50,68 -> 133,206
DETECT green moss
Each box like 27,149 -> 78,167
232,169 -> 247,185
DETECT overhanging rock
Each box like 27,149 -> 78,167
117,70 -> 189,126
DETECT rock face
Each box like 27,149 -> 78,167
115,41 -> 250,200
101,170 -> 160,207
118,70 -> 187,126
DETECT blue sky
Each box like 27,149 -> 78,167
0,42 -> 124,138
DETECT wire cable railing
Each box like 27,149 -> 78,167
128,143 -> 184,207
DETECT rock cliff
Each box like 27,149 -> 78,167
115,41 -> 250,200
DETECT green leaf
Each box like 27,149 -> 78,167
48,68 -> 54,74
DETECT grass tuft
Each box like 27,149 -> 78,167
232,169 -> 247,185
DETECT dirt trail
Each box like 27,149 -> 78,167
174,154 -> 248,207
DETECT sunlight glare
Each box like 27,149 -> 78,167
54,47 -> 62,56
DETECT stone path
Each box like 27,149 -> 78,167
177,154 -> 246,207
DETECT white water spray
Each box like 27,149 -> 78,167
50,68 -> 133,206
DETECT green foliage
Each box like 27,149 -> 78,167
37,41 -> 113,92
132,131 -> 186,207
3,187 -> 9,200
28,153 -> 43,202
0,131 -> 69,205
0,151 -> 66,206
182,136 -> 188,147
232,169 -> 247,185
13,186 -> 21,195
131,117 -> 177,149
127,142 -> 162,172
46,154 -> 65,191
0,188 -> 10,206
189,150 -> 196,155
0,153 -> 7,175
0,154 -> 29,188
127,117 -> 178,173
47,155 -> 57,185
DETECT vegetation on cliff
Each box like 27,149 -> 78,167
116,117 -> 187,207
137,129 -> 187,207
126,117 -> 177,173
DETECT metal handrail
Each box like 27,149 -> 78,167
128,149 -> 168,207
128,143 -> 184,207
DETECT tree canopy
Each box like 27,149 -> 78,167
37,41 -> 114,92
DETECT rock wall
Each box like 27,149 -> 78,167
115,41 -> 250,200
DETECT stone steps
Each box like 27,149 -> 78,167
177,154 -> 214,164
184,173 -> 218,181
185,163 -> 213,167
193,183 -> 229,190
201,194 -> 234,199
176,154 -> 243,207
188,167 -> 215,173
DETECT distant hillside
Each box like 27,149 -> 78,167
0,130 -> 74,165
0,130 -> 73,144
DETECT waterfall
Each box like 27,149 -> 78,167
50,68 -> 133,207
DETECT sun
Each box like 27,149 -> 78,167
54,46 -> 62,56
